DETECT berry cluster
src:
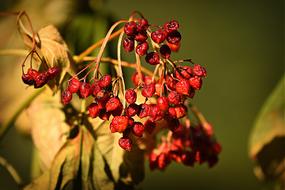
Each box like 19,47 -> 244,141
149,123 -> 221,170
22,66 -> 61,88
123,19 -> 181,64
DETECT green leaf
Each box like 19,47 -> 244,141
249,75 -> 285,184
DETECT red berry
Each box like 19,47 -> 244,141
144,119 -> 156,134
165,75 -> 176,90
128,117 -> 135,127
118,137 -> 132,151
159,44 -> 171,59
157,153 -> 171,170
167,42 -> 180,52
181,151 -> 195,166
124,21 -> 137,36
193,64 -> 207,77
132,122 -> 145,137
176,79 -> 190,95
168,105 -> 187,119
144,75 -> 153,85
167,30 -> 181,44
79,82 -> 92,98
151,29 -> 167,44
125,89 -> 137,104
134,31 -> 148,42
68,77 -> 81,93
88,103 -> 100,118
135,41 -> 149,56
189,76 -> 202,90
22,73 -> 34,85
141,83 -> 155,98
137,18 -> 149,32
157,96 -> 169,111
34,72 -> 49,88
61,89 -> 72,105
164,20 -> 179,33
99,110 -> 111,121
145,52 -> 160,65
110,116 -> 129,133
149,104 -> 164,121
106,97 -> 123,112
123,37 -> 135,52
27,68 -> 39,79
139,103 -> 151,118
91,82 -> 101,96
149,152 -> 158,170
47,66 -> 61,79
125,103 -> 140,117
179,66 -> 192,79
168,91 -> 182,105
131,72 -> 144,86
99,75 -> 112,88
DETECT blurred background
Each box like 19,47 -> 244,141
0,0 -> 283,189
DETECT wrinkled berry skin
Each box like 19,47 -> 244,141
79,82 -> 92,98
110,116 -> 129,133
193,64 -> 207,77
123,37 -> 135,52
99,75 -> 112,88
34,72 -> 49,88
88,103 -> 100,118
22,73 -> 34,85
136,41 -> 149,56
176,79 -> 191,95
124,21 -> 137,36
125,89 -> 137,104
68,78 -> 81,93
137,18 -> 149,32
157,96 -> 169,111
167,30 -> 181,44
141,83 -> 155,98
106,97 -> 123,112
135,31 -> 148,42
118,137 -> 132,151
168,91 -> 182,105
145,52 -> 160,65
189,76 -> 202,90
132,122 -> 145,137
61,89 -> 72,105
151,29 -> 167,44
47,66 -> 61,79
164,20 -> 179,33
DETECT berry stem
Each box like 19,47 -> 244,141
0,155 -> 23,187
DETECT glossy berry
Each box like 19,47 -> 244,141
92,82 -> 101,96
159,44 -> 171,59
168,91 -> 182,105
164,20 -> 179,33
22,73 -> 34,85
167,42 -> 180,52
144,75 -> 153,85
124,21 -> 137,36
47,66 -> 61,79
193,64 -> 207,77
131,72 -> 144,86
165,75 -> 176,90
176,79 -> 190,95
88,103 -> 100,118
135,41 -> 149,56
137,18 -> 149,32
132,122 -> 145,137
110,116 -> 129,133
99,111 -> 111,121
118,137 -> 132,151
99,75 -> 112,88
34,72 -> 49,88
151,29 -> 167,44
135,31 -> 148,42
61,89 -> 72,105
141,83 -> 155,97
145,52 -> 160,65
139,103 -> 151,118
79,82 -> 92,98
157,96 -> 169,111
125,103 -> 140,117
189,76 -> 202,90
167,30 -> 181,44
106,97 -> 123,112
68,78 -> 81,93
125,89 -> 137,104
123,37 -> 135,52
27,68 -> 39,79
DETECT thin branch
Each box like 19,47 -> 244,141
0,155 -> 23,188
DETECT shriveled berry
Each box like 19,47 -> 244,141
144,119 -> 156,134
168,91 -> 182,105
145,52 -> 160,65
125,103 -> 140,117
132,122 -> 145,137
61,89 -> 72,105
118,137 -> 132,151
168,105 -> 187,119
159,44 -> 171,59
124,21 -> 137,36
157,96 -> 169,111
176,79 -> 190,95
99,110 -> 111,121
106,97 -> 123,112
179,66 -> 192,79
139,103 -> 151,118
79,82 -> 92,98
165,75 -> 176,90
151,29 -> 167,44
91,82 -> 101,96
99,75 -> 112,88
123,37 -> 135,52
68,77 -> 81,93
22,73 -> 34,85
137,18 -> 149,32
144,75 -> 153,85
110,116 -> 129,133
136,41 -> 149,56
164,20 -> 179,33
167,30 -> 181,44
47,66 -> 61,79
193,64 -> 207,77
141,83 -> 155,98
125,89 -> 137,104
88,103 -> 100,118
134,31 -> 148,42
189,76 -> 202,90
34,72 -> 49,88
131,72 -> 144,86
149,104 -> 164,121
167,41 -> 180,52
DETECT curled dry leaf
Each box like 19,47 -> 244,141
249,75 -> 285,185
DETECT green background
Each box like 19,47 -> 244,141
0,0 -> 284,189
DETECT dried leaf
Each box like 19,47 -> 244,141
249,75 -> 285,184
